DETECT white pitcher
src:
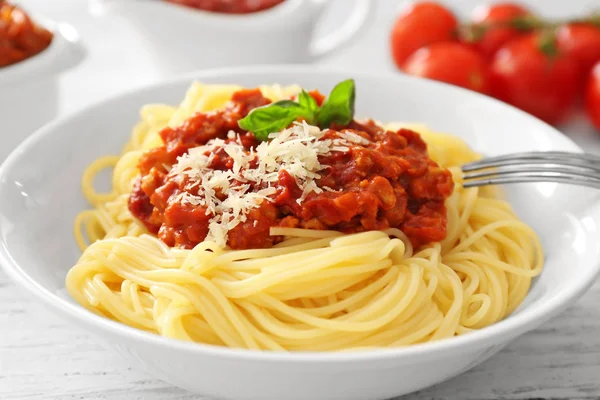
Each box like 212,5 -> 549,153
92,0 -> 374,74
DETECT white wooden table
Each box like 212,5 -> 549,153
1,1 -> 600,399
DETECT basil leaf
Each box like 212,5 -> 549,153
237,80 -> 356,141
316,79 -> 356,128
298,90 -> 319,115
238,100 -> 309,141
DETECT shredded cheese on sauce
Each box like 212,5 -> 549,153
169,122 -> 365,247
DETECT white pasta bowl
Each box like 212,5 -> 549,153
1,66 -> 599,400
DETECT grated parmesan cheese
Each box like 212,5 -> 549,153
169,122 -> 368,247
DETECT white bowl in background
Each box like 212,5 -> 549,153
90,0 -> 374,74
1,66 -> 599,400
0,17 -> 84,161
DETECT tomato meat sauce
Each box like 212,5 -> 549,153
164,0 -> 285,14
129,89 -> 454,250
0,1 -> 53,68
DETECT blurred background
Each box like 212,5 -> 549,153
2,0 -> 600,161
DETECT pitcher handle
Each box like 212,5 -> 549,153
310,0 -> 374,60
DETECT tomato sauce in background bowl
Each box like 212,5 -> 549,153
164,0 -> 285,14
92,0 -> 374,75
0,1 -> 84,161
0,1 -> 53,68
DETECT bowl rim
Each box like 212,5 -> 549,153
0,16 -> 82,86
162,0 -> 296,18
96,0 -> 310,29
1,64 -> 599,363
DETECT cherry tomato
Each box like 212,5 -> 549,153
490,33 -> 580,125
469,2 -> 532,60
404,42 -> 490,94
557,24 -> 600,76
390,2 -> 458,69
491,33 -> 580,124
585,62 -> 600,130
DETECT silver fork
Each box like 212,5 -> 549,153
461,151 -> 600,189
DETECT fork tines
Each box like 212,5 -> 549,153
461,151 -> 600,189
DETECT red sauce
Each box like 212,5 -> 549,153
165,0 -> 285,14
0,1 -> 53,68
129,89 -> 455,250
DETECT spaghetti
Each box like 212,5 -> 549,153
66,82 -> 543,351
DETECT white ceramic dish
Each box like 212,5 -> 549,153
1,66 -> 599,400
91,0 -> 373,74
0,16 -> 84,161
